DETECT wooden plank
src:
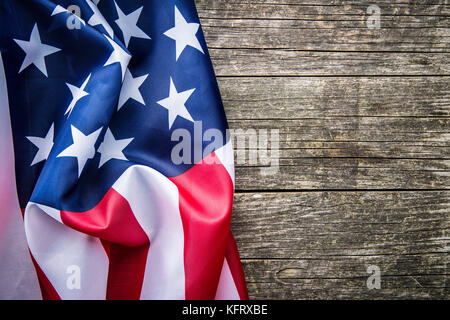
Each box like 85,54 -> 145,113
228,114 -> 450,184
234,142 -> 449,160
218,77 -> 450,118
230,123 -> 450,159
209,49 -> 449,76
197,0 -> 450,20
243,259 -> 448,299
198,0 -> 450,76
235,158 -> 449,190
228,117 -> 450,159
200,0 -> 448,4
197,0 -> 450,52
231,191 -> 449,298
201,19 -> 449,53
229,117 -> 450,142
232,191 -> 449,258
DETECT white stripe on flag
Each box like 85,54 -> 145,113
113,165 -> 186,299
214,142 -> 243,300
24,202 -> 109,299
215,258 -> 241,300
214,140 -> 235,186
0,52 -> 41,299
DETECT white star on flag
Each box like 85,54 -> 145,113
13,23 -> 61,77
51,5 -> 66,16
97,128 -> 133,168
164,6 -> 204,61
26,123 -> 54,166
86,0 -> 114,38
118,69 -> 148,110
114,1 -> 150,47
57,125 -> 103,177
104,36 -> 131,80
157,77 -> 195,129
65,74 -> 91,117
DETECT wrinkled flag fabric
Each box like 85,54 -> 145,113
0,0 -> 248,300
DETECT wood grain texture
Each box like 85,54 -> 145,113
218,77 -> 450,118
196,0 -> 450,299
197,0 -> 449,52
232,191 -> 449,299
209,49 -> 449,76
235,158 -> 449,190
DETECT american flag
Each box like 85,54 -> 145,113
0,0 -> 248,300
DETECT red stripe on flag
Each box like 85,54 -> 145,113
170,152 -> 234,300
100,239 -> 111,259
60,188 -> 149,299
60,189 -> 148,246
105,242 -> 149,300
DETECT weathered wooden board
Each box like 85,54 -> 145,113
242,259 -> 448,299
232,191 -> 449,299
209,50 -> 449,76
197,0 -> 449,53
198,0 -> 450,76
198,1 -> 450,20
235,158 -> 449,190
196,0 -> 450,299
220,76 -> 449,159
201,19 -> 449,53
228,117 -> 449,158
218,77 -> 450,118
232,191 -> 449,258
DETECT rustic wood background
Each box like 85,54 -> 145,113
196,0 -> 449,299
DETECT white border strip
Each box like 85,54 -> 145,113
0,53 -> 41,299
